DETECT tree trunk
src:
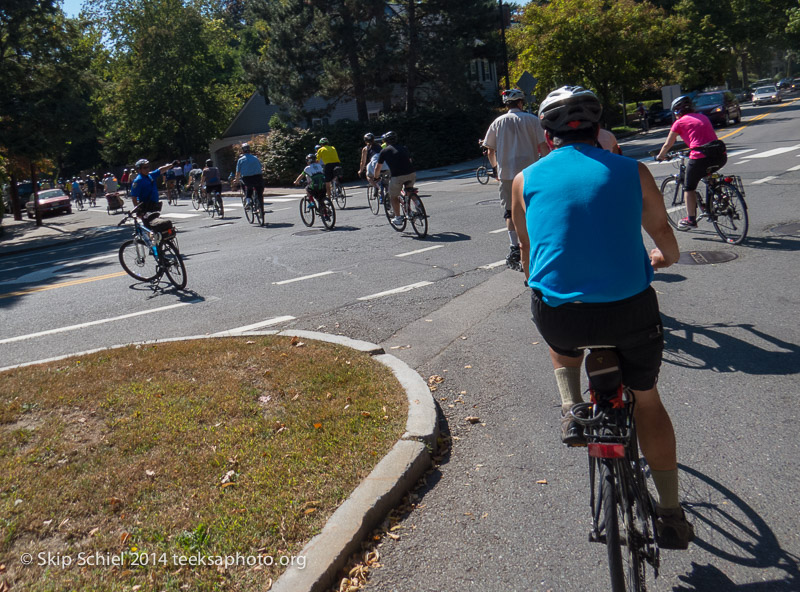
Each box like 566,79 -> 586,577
405,0 -> 417,114
9,171 -> 22,221
740,52 -> 749,89
340,10 -> 369,122
32,162 -> 42,227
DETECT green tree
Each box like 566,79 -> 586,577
0,0 -> 86,222
88,0 -> 251,163
510,0 -> 677,119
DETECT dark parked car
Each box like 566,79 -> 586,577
25,188 -> 72,218
693,91 -> 741,126
777,77 -> 793,90
732,88 -> 752,103
647,104 -> 673,127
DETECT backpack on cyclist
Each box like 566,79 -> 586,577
308,171 -> 326,195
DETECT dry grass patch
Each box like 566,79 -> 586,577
0,336 -> 406,591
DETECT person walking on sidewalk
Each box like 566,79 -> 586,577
482,88 -> 549,271
511,86 -> 693,549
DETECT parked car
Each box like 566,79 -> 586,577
647,104 -> 673,127
692,91 -> 741,126
776,77 -> 793,90
752,85 -> 781,105
25,188 -> 72,218
791,78 -> 800,92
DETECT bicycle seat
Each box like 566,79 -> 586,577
705,164 -> 722,175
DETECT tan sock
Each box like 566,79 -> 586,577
651,468 -> 680,509
555,366 -> 582,412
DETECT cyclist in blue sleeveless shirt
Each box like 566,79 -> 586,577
511,86 -> 693,550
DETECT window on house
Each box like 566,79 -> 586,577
368,110 -> 382,121
311,118 -> 329,128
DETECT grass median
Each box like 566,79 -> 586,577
0,335 -> 407,591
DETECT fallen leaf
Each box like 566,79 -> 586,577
290,336 -> 300,345
88,527 -> 100,536
313,422 -> 323,429
304,508 -> 316,515
460,336 -> 467,340
388,533 -> 400,540
481,513 -> 489,519
291,394 -> 300,401
464,365 -> 472,369
361,411 -> 371,418
221,482 -> 236,489
465,416 -> 481,424
536,479 -> 548,485
221,470 -> 235,484
246,340 -> 255,344
43,520 -> 53,527
120,531 -> 130,544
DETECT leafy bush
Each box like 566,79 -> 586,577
243,105 -> 497,186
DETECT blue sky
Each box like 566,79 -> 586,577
61,0 -> 83,18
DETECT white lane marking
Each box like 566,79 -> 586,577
215,316 -> 296,334
272,271 -> 335,285
736,160 -> 751,165
2,253 -> 117,277
479,260 -> 507,270
357,281 -> 433,301
727,149 -> 756,157
0,301 -> 200,345
489,228 -> 507,234
272,207 -> 291,212
788,164 -> 800,172
747,144 -> 800,159
160,213 -> 199,219
4,254 -> 119,285
752,176 -> 777,185
267,196 -> 303,202
395,245 -> 443,258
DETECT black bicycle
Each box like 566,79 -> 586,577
72,192 -> 85,211
243,189 -> 264,226
297,185 -> 336,230
117,205 -> 187,289
659,150 -> 748,244
367,170 -> 390,215
202,187 -> 224,218
476,143 -> 496,185
332,165 -> 347,209
383,184 -> 428,238
568,349 -> 660,592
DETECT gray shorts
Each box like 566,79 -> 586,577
498,180 -> 513,212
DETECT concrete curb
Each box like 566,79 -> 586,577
0,330 -> 439,592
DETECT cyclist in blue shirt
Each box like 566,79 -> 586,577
234,143 -> 265,217
130,158 -> 174,215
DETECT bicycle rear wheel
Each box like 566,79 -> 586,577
320,197 -> 336,230
711,182 -> 748,244
409,197 -> 428,238
334,181 -> 347,209
599,460 -> 627,592
75,197 -> 85,211
162,241 -> 187,289
384,196 -> 406,231
476,166 -> 489,185
119,238 -> 158,282
660,176 -> 687,230
191,190 -> 200,210
367,186 -> 380,215
244,198 -> 255,224
299,197 -> 315,227
211,193 -> 224,218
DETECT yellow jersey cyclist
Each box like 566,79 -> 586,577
316,137 -> 341,199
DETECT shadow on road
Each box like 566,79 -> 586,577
675,464 -> 800,590
661,313 -> 800,375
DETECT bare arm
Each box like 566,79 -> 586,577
656,131 -> 679,161
537,141 -> 551,158
486,147 -> 497,168
510,172 -> 530,278
639,162 -> 679,269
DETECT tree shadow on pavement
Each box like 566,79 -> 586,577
673,464 -> 800,591
661,313 -> 800,375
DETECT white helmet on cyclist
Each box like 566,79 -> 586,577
319,137 -> 329,145
538,86 -> 603,133
501,89 -> 526,104
135,158 -> 149,170
306,153 -> 316,163
241,142 -> 251,153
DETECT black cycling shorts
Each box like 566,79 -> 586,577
530,286 -> 664,391
685,153 -> 727,191
323,162 -> 339,183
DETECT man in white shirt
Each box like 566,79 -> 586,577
482,89 -> 550,271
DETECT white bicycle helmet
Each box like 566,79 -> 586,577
539,86 -> 603,133
502,89 -> 525,104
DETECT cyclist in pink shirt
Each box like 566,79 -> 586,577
656,95 -> 727,228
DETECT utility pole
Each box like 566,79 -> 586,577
499,0 -> 510,89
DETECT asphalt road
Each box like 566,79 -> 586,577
2,99 -> 799,591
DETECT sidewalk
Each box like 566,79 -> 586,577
0,159 -> 484,259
